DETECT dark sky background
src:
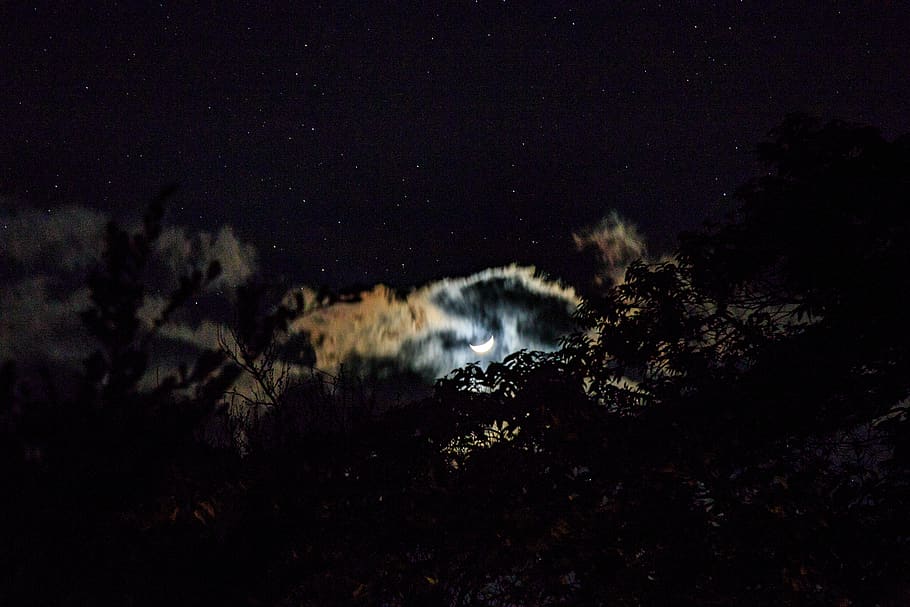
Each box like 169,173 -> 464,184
2,2 -> 909,290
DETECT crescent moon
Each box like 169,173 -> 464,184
469,335 -> 495,354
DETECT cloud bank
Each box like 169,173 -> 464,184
2,203 -> 645,398
0,203 -> 257,368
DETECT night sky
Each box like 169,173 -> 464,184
2,2 -> 909,290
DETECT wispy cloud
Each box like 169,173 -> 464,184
572,211 -> 647,286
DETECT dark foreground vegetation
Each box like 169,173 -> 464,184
3,115 -> 910,605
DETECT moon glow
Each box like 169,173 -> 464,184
469,335 -> 495,354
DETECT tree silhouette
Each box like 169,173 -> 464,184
681,114 -> 910,406
544,115 -> 910,604
6,117 -> 910,605
81,186 -> 226,407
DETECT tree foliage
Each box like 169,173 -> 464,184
4,117 -> 910,605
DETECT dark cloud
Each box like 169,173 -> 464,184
0,204 -> 107,287
155,225 -> 258,294
0,202 -> 257,374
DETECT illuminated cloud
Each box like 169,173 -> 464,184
572,211 -> 647,286
288,265 -> 580,380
